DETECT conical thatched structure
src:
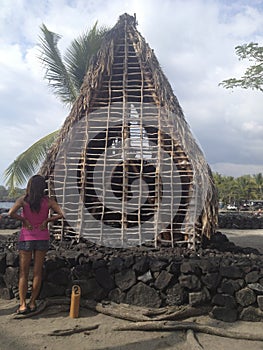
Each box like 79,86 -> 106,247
41,13 -> 218,248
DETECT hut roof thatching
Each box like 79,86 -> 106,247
41,13 -> 218,248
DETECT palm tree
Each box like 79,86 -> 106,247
226,175 -> 255,205
4,131 -> 58,192
252,173 -> 263,198
4,22 -> 108,191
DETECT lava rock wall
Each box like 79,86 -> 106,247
0,233 -> 262,322
218,212 -> 263,229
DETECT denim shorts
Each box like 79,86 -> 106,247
18,240 -> 50,251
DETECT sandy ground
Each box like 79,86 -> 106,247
0,228 -> 262,350
222,228 -> 263,254
0,299 -> 263,350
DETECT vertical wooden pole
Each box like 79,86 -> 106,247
69,285 -> 81,318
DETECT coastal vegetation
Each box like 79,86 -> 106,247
0,185 -> 25,202
213,172 -> 262,207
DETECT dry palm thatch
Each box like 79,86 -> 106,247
40,13 -> 218,249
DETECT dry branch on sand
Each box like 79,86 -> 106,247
114,320 -> 263,342
11,298 -> 263,342
48,324 -> 99,336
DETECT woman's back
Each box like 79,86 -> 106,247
20,197 -> 50,241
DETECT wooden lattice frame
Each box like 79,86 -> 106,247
41,14 -> 218,248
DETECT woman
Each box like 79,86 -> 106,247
8,175 -> 64,314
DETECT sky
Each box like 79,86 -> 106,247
0,0 -> 263,187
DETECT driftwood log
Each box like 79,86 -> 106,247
115,320 -> 263,342
81,300 -> 212,322
12,298 -> 263,342
13,298 -> 210,322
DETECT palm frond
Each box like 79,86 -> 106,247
3,130 -> 59,192
64,22 -> 109,91
38,24 -> 78,106
4,24 -> 109,193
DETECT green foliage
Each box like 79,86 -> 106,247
39,24 -> 78,106
253,172 -> 263,197
0,186 -> 8,200
65,22 -> 108,92
4,22 -> 109,191
0,185 -> 24,201
3,130 -> 59,193
38,22 -> 108,106
220,42 -> 263,91
213,172 -> 263,205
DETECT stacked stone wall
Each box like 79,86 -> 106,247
0,232 -> 262,322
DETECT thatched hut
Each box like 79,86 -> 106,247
41,13 -> 218,249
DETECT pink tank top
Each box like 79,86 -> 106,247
19,197 -> 50,241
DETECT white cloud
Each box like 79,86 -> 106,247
0,0 -> 263,187
242,120 -> 263,134
212,162 -> 263,177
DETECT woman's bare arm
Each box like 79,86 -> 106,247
40,198 -> 64,230
8,197 -> 32,229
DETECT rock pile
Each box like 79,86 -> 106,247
0,209 -> 20,230
218,212 -> 263,229
0,232 -> 262,322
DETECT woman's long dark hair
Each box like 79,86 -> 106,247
24,175 -> 47,212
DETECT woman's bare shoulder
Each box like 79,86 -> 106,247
46,196 -> 58,205
8,196 -> 25,213
16,196 -> 26,204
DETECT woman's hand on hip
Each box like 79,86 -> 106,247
40,220 -> 48,230
23,219 -> 33,230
